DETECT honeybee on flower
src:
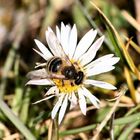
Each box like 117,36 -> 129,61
26,22 -> 120,124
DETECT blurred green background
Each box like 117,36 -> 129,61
0,0 -> 140,139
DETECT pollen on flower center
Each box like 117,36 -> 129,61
53,79 -> 81,93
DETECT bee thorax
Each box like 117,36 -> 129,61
62,66 -> 77,79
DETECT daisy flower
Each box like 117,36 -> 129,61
26,22 -> 120,124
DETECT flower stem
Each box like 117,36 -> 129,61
54,118 -> 59,140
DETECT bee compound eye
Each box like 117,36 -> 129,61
75,71 -> 84,85
48,57 -> 62,73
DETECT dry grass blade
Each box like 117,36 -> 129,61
91,85 -> 127,140
124,67 -> 137,103
48,120 -> 53,140
90,1 -> 140,80
121,10 -> 140,32
124,36 -> 140,54
134,0 -> 140,45
3,133 -> 20,140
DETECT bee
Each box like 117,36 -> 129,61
27,30 -> 84,86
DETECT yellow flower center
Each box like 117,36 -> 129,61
53,79 -> 80,93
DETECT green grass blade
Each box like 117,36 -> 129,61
118,121 -> 139,140
0,98 -> 36,140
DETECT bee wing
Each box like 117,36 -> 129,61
26,68 -> 48,79
27,68 -> 66,80
46,28 -> 71,65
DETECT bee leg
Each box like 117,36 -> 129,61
62,79 -> 65,86
70,81 -> 74,86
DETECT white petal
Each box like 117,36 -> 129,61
58,94 -> 68,124
35,62 -> 47,68
26,79 -> 53,85
81,87 -> 100,108
32,95 -> 55,104
69,92 -> 78,110
85,54 -> 114,69
107,57 -> 120,65
33,48 -> 48,60
56,26 -> 61,42
46,27 -> 61,56
78,90 -> 87,115
34,39 -> 52,59
68,24 -> 77,59
73,29 -> 97,60
51,94 -> 65,119
86,65 -> 115,76
88,57 -> 120,70
44,86 -> 59,96
84,79 -> 117,90
84,56 -> 119,76
79,36 -> 104,66
46,27 -> 68,58
60,23 -> 71,55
